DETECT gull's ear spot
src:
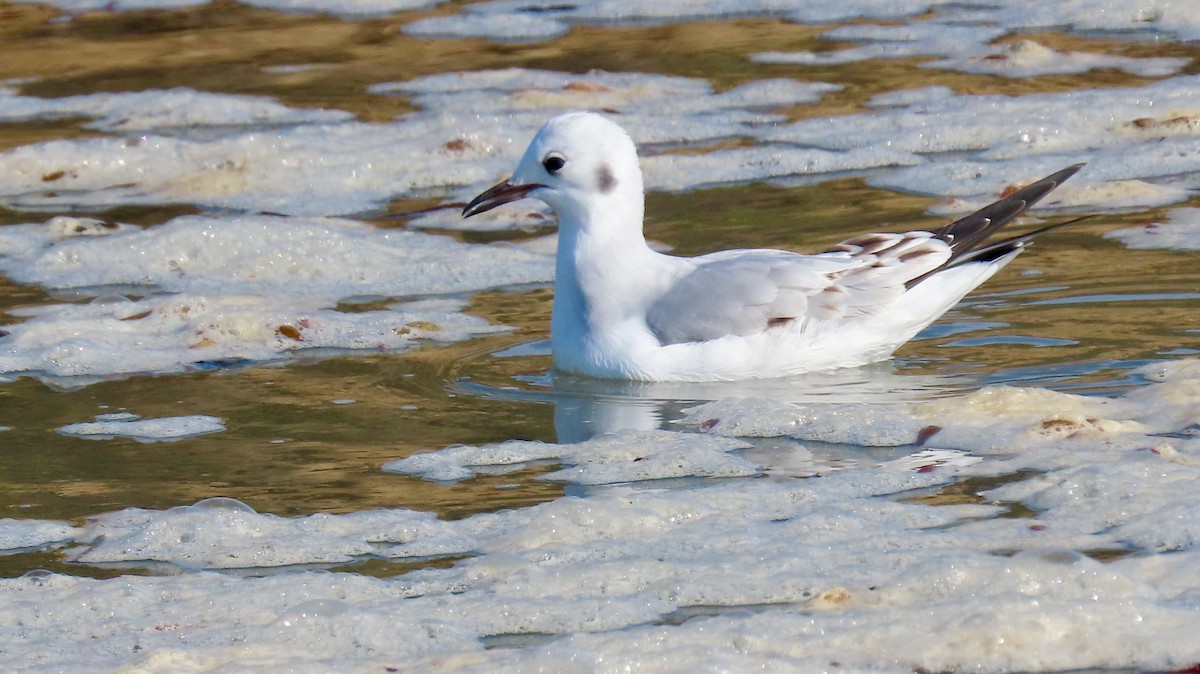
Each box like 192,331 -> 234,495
597,164 -> 616,193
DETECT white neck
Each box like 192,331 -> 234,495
550,191 -> 667,352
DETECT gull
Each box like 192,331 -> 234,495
464,112 -> 1083,382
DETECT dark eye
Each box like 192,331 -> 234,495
542,153 -> 566,174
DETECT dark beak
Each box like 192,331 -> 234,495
462,180 -> 543,218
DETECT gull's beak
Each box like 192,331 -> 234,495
462,180 -> 543,218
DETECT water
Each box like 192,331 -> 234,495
2,4 -> 1200,672
1,199 -> 1183,528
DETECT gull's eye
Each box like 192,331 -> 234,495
542,153 -> 566,174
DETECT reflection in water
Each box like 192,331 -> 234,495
457,359 -> 970,443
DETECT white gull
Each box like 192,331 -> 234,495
464,112 -> 1083,382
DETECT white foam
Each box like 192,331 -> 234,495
753,21 -> 1007,66
0,119 -> 505,216
0,519 -> 78,553
926,40 -> 1190,78
11,0 -> 1200,46
642,145 -> 921,192
403,201 -> 557,232
956,0 -> 1200,42
384,430 -> 755,484
928,179 -> 1191,216
0,293 -> 506,380
0,73 -> 835,219
399,69 -> 795,131
986,459 -> 1200,553
414,0 -> 950,42
241,0 -> 440,16
9,68 -> 1192,230
58,414 -> 226,441
404,13 -> 570,42
771,74 -> 1200,156
402,0 -> 1200,45
0,214 -> 553,298
463,552 -> 1200,673
0,86 -> 351,135
1105,207 -> 1200,251
0,214 -> 544,381
1,5 -> 1199,671
680,359 -> 1200,468
7,0 -> 443,16
755,74 -> 1200,209
5,435 -> 1199,671
67,497 -> 478,568
378,69 -> 833,145
756,27 -> 1188,79
2,355 -> 1200,669
6,0 -> 203,11
786,0 -> 947,23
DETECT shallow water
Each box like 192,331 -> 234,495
1,192 -> 1187,530
2,3 -> 1200,672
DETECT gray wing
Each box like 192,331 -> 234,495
645,233 -> 951,345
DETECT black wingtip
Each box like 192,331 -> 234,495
1023,162 -> 1086,204
945,214 -> 1096,267
933,162 -> 1086,255
904,164 -> 1089,288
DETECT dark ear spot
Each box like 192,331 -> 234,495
596,164 -> 616,193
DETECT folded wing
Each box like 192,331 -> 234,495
647,163 -> 1085,346
646,233 -> 950,345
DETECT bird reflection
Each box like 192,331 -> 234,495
455,361 -> 969,444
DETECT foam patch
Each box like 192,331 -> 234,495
0,293 -> 506,381
0,214 -> 554,299
58,413 -> 226,441
0,519 -> 78,553
1105,207 -> 1200,251
926,40 -> 1190,78
3,360 -> 1200,668
67,497 -> 479,568
0,214 -> 540,382
0,86 -> 351,134
384,430 -> 756,483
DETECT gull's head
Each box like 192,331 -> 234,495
463,112 -> 643,226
